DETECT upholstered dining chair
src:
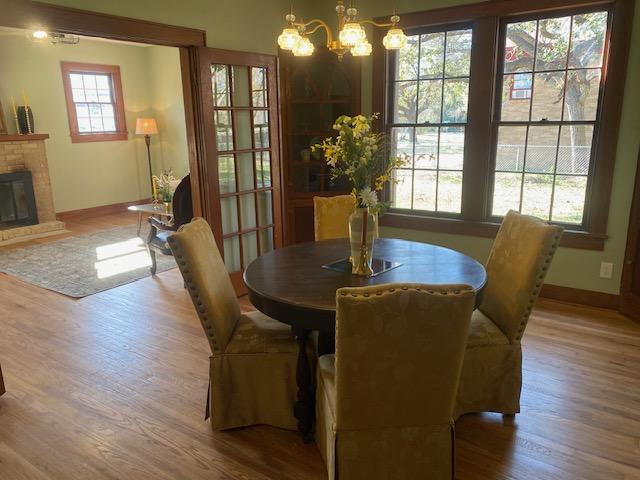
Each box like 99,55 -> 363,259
455,210 -> 563,419
315,283 -> 476,480
314,194 -> 380,242
314,194 -> 357,241
167,218 -> 299,430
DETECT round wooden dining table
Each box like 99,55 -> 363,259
243,237 -> 487,437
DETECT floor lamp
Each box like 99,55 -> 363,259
135,118 -> 159,202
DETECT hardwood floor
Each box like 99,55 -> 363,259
0,213 -> 639,479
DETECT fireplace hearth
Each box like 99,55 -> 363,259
0,170 -> 38,229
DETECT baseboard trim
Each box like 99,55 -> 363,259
57,199 -> 151,221
540,284 -> 620,310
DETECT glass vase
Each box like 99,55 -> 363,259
348,207 -> 377,276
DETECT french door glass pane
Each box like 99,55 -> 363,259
237,152 -> 254,191
224,237 -> 241,271
215,110 -> 233,150
242,232 -> 258,266
221,197 -> 238,234
492,11 -> 608,225
251,67 -> 268,107
212,65 -> 229,106
232,66 -> 250,107
239,193 -> 256,229
235,110 -> 252,149
218,154 -> 236,193
257,191 -> 273,226
259,228 -> 275,254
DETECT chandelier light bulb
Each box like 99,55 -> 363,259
339,22 -> 366,46
351,40 -> 372,56
32,29 -> 48,40
278,27 -> 302,51
383,28 -> 408,50
293,36 -> 315,56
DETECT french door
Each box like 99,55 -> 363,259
198,48 -> 283,292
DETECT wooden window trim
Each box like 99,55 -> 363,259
372,0 -> 634,251
61,62 -> 128,143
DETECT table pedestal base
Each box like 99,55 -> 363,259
293,327 -> 314,441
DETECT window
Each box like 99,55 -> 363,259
390,28 -> 472,214
509,73 -> 532,100
61,62 -> 127,143
493,12 -> 608,225
377,0 -> 632,250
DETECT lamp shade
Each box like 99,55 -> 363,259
135,118 -> 158,135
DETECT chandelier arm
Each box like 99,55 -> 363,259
359,19 -> 394,28
294,19 -> 333,47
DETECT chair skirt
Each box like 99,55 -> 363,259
315,361 -> 456,480
454,344 -> 522,419
209,351 -> 298,430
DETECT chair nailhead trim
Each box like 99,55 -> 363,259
515,231 -> 562,339
342,286 -> 475,299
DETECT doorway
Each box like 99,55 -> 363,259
620,147 -> 640,321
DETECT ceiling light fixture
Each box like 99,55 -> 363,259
277,1 -> 407,59
28,29 -> 80,45
31,29 -> 48,40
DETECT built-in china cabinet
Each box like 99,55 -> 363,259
279,47 -> 361,244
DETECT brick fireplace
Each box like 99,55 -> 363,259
0,134 -> 65,243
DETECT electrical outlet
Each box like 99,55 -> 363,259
599,262 -> 613,279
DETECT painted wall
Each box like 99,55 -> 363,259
146,46 -> 190,178
34,0 -> 640,296
0,35 -> 188,212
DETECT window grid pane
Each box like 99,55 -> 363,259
390,28 -> 472,215
492,11 -> 608,225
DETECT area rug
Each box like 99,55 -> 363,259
0,224 -> 176,298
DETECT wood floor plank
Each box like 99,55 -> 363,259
0,213 -> 639,479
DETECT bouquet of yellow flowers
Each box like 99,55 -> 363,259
312,114 -> 407,212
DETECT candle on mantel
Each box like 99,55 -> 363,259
152,179 -> 158,201
10,96 -> 20,134
22,90 -> 29,109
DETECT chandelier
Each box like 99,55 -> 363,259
277,1 -> 408,58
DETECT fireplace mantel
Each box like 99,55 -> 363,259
0,134 -> 50,142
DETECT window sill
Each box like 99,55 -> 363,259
380,212 -> 607,251
70,132 -> 128,143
